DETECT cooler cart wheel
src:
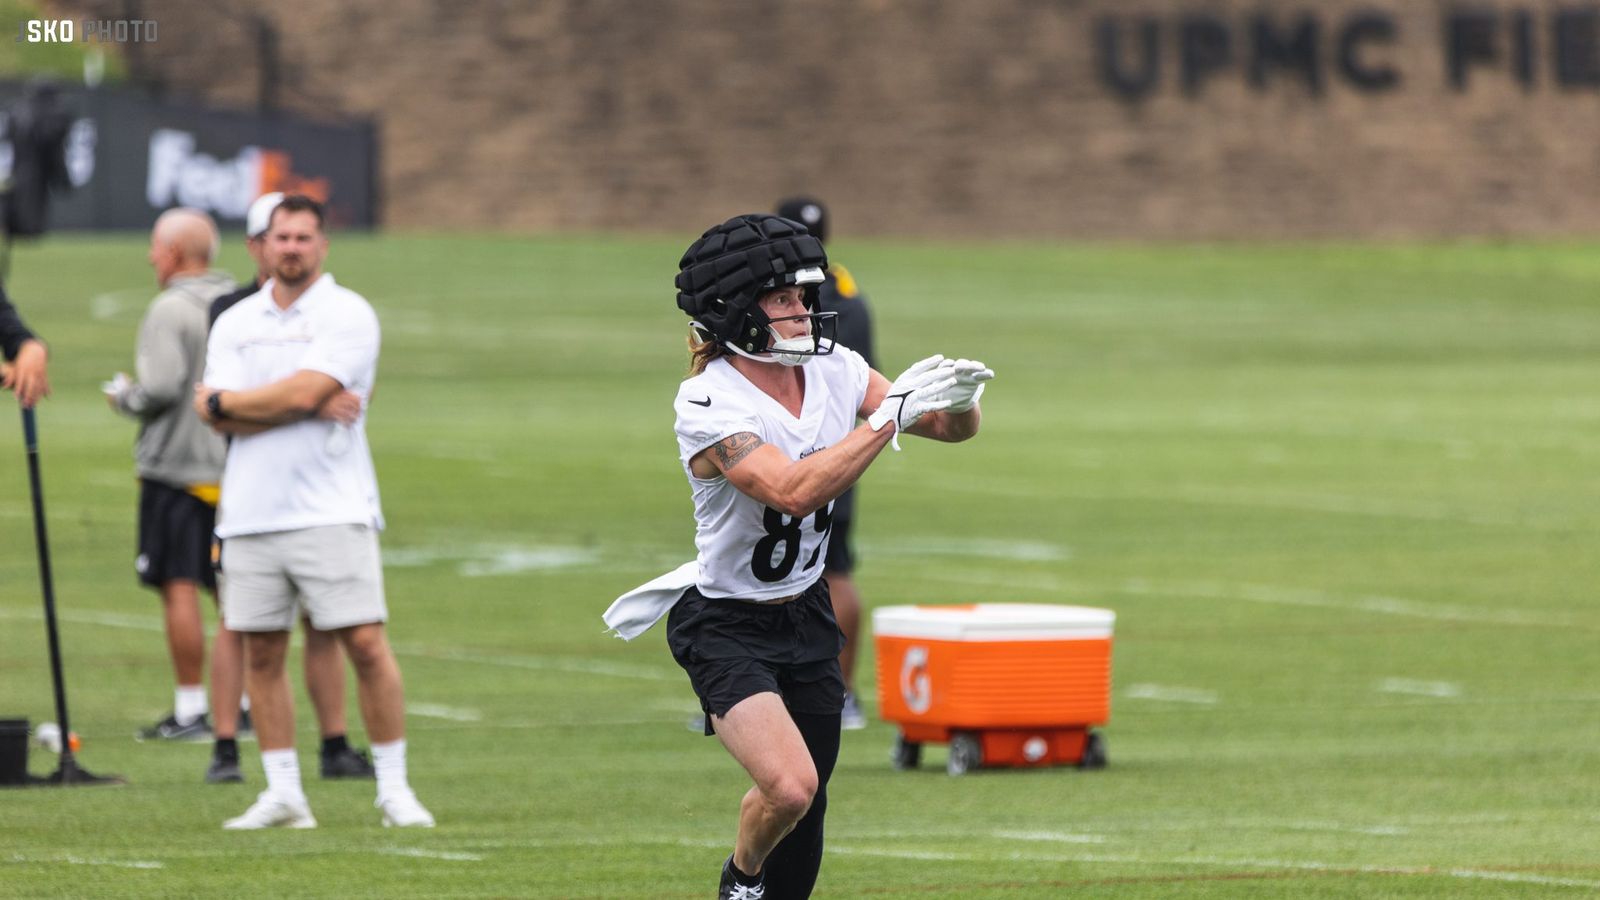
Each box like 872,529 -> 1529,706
890,734 -> 921,770
947,732 -> 982,776
1079,731 -> 1107,770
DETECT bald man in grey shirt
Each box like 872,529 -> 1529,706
107,208 -> 235,744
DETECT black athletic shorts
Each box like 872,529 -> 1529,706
667,577 -> 846,736
823,488 -> 856,574
136,478 -> 217,591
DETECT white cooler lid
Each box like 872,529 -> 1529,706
872,603 -> 1115,641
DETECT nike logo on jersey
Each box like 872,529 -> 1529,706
688,397 -> 712,407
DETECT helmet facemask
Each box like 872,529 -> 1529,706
720,266 -> 838,367
677,213 -> 834,366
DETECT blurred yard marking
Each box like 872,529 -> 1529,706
937,480 -> 1567,530
458,547 -> 600,577
7,854 -> 163,870
0,607 -> 676,681
0,606 -> 164,633
1123,683 -> 1219,705
408,715 -> 666,730
865,537 -> 1070,562
860,569 -> 1580,629
392,643 -> 676,682
382,543 -> 600,576
1117,580 -> 1571,628
407,703 -> 482,722
376,848 -> 482,862
1378,678 -> 1463,699
88,289 -> 148,320
831,848 -> 1600,889
830,847 -> 965,861
78,835 -> 1598,889
992,831 -> 1107,844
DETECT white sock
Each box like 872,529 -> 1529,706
174,685 -> 208,725
261,748 -> 305,803
371,739 -> 411,800
240,693 -> 251,713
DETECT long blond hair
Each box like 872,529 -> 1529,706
686,325 -> 726,377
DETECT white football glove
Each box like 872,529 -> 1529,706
935,358 -> 994,413
868,354 -> 957,451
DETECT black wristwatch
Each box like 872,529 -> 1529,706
206,391 -> 228,420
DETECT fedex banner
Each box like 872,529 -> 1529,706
0,82 -> 375,231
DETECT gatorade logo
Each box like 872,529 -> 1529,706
899,645 -> 932,715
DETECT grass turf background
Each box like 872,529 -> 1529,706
1,233 -> 1597,897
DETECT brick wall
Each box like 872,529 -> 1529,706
63,0 -> 1600,238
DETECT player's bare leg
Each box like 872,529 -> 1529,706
713,692 -> 819,877
242,631 -> 294,753
304,621 -> 348,738
139,578 -> 212,741
209,620 -> 243,736
339,623 -> 405,742
338,622 -> 432,826
161,578 -> 205,693
205,618 -> 246,783
306,621 -> 372,778
223,630 -> 315,829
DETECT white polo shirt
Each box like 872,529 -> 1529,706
205,273 -> 384,538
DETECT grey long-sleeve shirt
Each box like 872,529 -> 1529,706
113,270 -> 235,486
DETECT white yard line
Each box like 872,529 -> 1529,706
407,716 -> 666,731
392,643 -> 676,682
375,848 -> 482,862
1378,678 -> 1463,699
0,607 -> 678,682
1123,683 -> 1219,705
34,835 -> 1593,888
935,479 -> 1569,530
833,848 -> 1600,889
8,853 -> 163,870
925,569 -> 1574,629
865,537 -> 1070,562
406,703 -> 483,722
1119,579 -> 1572,628
991,831 -> 1107,844
0,607 -> 165,633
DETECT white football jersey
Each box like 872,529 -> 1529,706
674,347 -> 871,601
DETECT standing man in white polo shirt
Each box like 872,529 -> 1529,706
195,194 -> 433,830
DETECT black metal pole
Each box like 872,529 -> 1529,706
21,408 -> 72,744
19,407 -> 119,785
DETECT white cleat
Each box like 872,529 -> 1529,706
223,791 -> 317,830
376,790 -> 436,828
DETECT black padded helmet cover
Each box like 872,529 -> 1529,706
676,213 -> 829,354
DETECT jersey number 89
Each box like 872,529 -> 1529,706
752,502 -> 833,583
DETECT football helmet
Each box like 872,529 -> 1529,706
676,213 -> 837,366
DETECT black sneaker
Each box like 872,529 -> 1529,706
320,746 -> 375,779
204,755 -> 244,784
136,713 -> 213,743
719,855 -> 765,900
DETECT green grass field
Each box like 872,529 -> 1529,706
2,231 -> 1598,898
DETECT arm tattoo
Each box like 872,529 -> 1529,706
712,432 -> 764,471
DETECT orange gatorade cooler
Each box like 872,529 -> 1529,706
873,603 -> 1114,775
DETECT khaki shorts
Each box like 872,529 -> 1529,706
220,525 -> 387,632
